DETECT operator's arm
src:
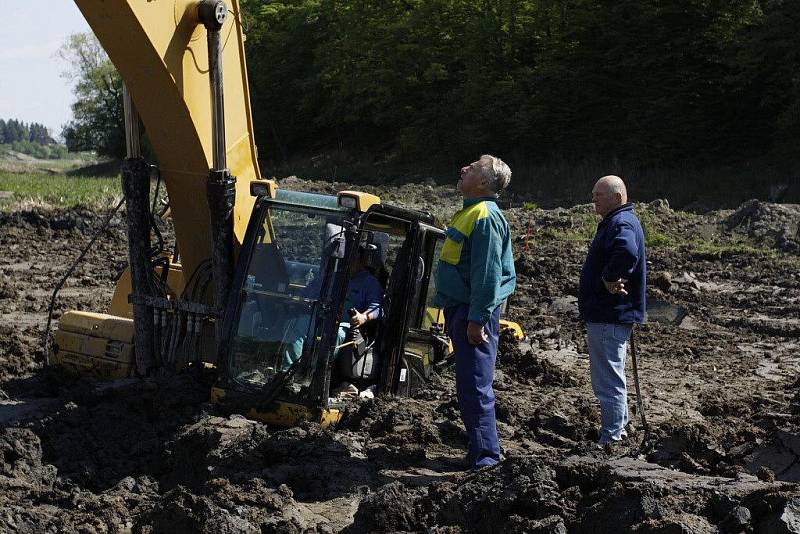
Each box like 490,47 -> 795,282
602,222 -> 640,284
362,275 -> 383,321
468,217 -> 504,325
350,274 -> 383,327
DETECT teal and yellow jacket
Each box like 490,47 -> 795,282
434,197 -> 516,325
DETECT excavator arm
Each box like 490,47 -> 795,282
51,0 -> 267,377
74,0 -> 261,286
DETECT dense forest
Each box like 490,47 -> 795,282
238,0 -> 799,200
62,0 -> 800,202
242,1 -> 798,164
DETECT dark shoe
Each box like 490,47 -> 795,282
597,440 -> 621,453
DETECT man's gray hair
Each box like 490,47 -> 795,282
480,154 -> 512,194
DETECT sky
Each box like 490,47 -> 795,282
0,2 -> 92,136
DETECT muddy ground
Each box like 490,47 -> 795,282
1,179 -> 800,533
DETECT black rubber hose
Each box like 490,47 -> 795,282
42,198 -> 126,362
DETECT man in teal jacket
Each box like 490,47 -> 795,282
435,154 -> 516,469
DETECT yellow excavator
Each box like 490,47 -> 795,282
49,0 -> 523,428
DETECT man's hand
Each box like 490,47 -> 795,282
350,310 -> 369,328
604,278 -> 628,295
467,321 -> 489,345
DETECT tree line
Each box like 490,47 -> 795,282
0,119 -> 54,145
0,118 -> 68,160
63,0 -> 799,189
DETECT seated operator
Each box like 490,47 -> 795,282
337,243 -> 383,347
280,244 -> 383,370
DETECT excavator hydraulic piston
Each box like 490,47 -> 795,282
121,157 -> 155,375
201,0 -> 237,355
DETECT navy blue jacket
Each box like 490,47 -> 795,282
578,204 -> 646,324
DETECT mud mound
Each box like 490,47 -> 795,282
137,481 -> 295,534
0,275 -> 19,300
342,389 -> 466,469
726,199 -> 800,251
0,325 -> 41,382
349,455 -> 800,533
498,330 -> 579,387
33,375 -> 209,492
0,205 -> 110,234
0,427 -> 56,489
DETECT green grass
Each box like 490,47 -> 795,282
0,145 -> 104,175
688,241 -> 776,258
0,172 -> 121,208
540,213 -> 597,241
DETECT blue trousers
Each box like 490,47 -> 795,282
586,322 -> 632,445
444,304 -> 501,468
282,319 -> 350,370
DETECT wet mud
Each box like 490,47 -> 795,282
1,189 -> 800,532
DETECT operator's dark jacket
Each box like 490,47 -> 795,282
578,203 -> 646,324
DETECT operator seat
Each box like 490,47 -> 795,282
250,243 -> 290,292
363,231 -> 389,286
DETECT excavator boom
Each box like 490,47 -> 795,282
74,0 -> 260,290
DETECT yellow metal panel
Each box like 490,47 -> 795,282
51,350 -> 133,380
210,387 -> 343,428
499,319 -> 525,340
109,269 -> 134,318
422,306 -> 445,330
109,261 -> 185,317
54,330 -> 134,363
58,311 -> 135,343
74,0 -> 260,287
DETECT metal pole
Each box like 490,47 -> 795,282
123,84 -> 141,158
208,29 -> 226,170
630,326 -> 650,445
199,0 -> 236,356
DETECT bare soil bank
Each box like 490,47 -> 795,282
1,182 -> 799,532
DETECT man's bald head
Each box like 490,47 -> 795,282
592,175 -> 628,217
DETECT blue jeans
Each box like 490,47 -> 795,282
282,319 -> 350,370
586,322 -> 632,444
444,304 -> 501,468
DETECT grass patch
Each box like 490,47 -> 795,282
541,228 -> 594,241
637,209 -> 677,248
540,213 -> 597,241
0,146 -> 105,175
0,172 -> 121,209
688,241 -> 776,258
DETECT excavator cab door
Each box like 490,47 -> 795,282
376,221 -> 446,396
214,196 -> 356,425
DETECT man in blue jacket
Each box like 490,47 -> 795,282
435,155 -> 516,469
578,175 -> 646,449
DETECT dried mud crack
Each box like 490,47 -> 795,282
1,188 -> 800,532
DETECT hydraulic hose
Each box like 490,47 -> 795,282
42,198 -> 126,363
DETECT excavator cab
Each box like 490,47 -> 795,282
210,188 -> 453,427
